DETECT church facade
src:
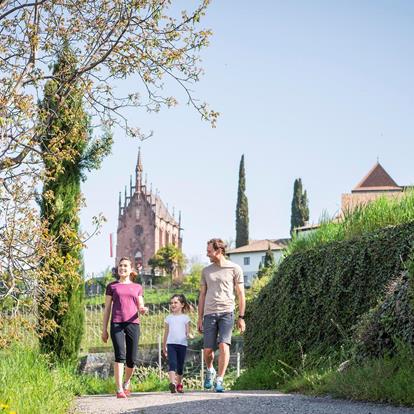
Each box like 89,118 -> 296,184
115,149 -> 182,275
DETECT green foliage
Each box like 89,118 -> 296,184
244,221 -> 414,368
236,154 -> 249,247
0,345 -> 78,414
352,246 -> 414,360
38,45 -> 111,362
148,244 -> 186,277
290,178 -> 309,234
287,190 -> 414,255
257,245 -> 276,280
183,263 -> 203,291
318,344 -> 414,406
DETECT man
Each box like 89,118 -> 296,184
198,238 -> 246,392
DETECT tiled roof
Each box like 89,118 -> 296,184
353,162 -> 401,191
227,238 -> 290,254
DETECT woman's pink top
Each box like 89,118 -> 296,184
105,281 -> 143,324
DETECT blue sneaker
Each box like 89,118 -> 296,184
214,377 -> 224,393
204,367 -> 216,389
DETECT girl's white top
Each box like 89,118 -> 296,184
165,314 -> 190,346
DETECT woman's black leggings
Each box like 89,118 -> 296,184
110,322 -> 140,368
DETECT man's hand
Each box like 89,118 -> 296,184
236,318 -> 246,334
197,318 -> 203,334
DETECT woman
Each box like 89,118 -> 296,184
102,257 -> 148,398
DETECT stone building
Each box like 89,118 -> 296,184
341,162 -> 407,212
115,149 -> 182,277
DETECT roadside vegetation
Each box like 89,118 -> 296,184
237,191 -> 414,407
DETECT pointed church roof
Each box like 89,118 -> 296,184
352,162 -> 401,192
136,147 -> 143,172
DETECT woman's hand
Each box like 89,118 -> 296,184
139,306 -> 149,315
101,330 -> 109,343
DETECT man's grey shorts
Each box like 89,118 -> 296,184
203,312 -> 234,349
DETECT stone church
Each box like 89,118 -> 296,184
115,149 -> 182,276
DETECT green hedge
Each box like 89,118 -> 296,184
244,221 -> 414,367
353,269 -> 414,360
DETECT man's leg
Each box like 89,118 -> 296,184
204,347 -> 214,369
203,314 -> 218,389
217,342 -> 230,378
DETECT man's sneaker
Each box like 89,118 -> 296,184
176,383 -> 184,393
204,367 -> 216,389
169,382 -> 177,393
214,378 -> 224,393
116,391 -> 127,398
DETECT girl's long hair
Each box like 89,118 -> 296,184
171,294 -> 192,313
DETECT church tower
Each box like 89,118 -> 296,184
115,148 -> 183,279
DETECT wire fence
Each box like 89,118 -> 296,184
82,303 -> 245,387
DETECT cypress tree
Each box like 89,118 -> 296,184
257,244 -> 276,279
290,178 -> 309,235
236,154 -> 249,247
38,44 -> 111,362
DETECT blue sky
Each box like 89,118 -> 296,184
80,0 -> 414,276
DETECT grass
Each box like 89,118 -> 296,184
286,190 -> 414,255
234,345 -> 414,407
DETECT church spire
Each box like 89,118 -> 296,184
135,147 -> 143,192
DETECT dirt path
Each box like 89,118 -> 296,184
75,391 -> 414,414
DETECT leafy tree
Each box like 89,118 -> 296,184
0,0 -> 215,314
236,154 -> 249,247
37,45 -> 111,362
290,178 -> 309,235
149,244 -> 186,278
183,263 -> 203,291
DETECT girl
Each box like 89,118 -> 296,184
163,294 -> 192,393
102,257 -> 148,398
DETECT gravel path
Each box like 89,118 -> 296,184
75,391 -> 414,414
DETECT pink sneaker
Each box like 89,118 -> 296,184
123,385 -> 131,396
176,384 -> 184,393
116,391 -> 127,398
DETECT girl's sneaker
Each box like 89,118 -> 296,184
176,384 -> 184,393
116,391 -> 127,398
169,382 -> 177,393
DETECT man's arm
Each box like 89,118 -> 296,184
197,284 -> 207,333
235,282 -> 246,333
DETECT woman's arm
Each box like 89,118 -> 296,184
138,295 -> 149,314
102,295 -> 112,343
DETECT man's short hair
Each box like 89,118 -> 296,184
208,238 -> 227,255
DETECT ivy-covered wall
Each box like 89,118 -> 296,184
244,221 -> 414,367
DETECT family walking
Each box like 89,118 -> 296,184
102,238 -> 246,397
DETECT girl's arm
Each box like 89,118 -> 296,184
102,295 -> 112,343
162,322 -> 169,356
138,295 -> 149,314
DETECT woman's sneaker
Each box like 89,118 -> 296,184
176,384 -> 184,393
123,385 -> 131,396
116,391 -> 127,398
169,382 -> 177,393
204,367 -> 216,389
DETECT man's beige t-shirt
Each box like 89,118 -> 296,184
201,259 -> 244,316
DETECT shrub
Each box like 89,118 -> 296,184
244,221 -> 414,367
